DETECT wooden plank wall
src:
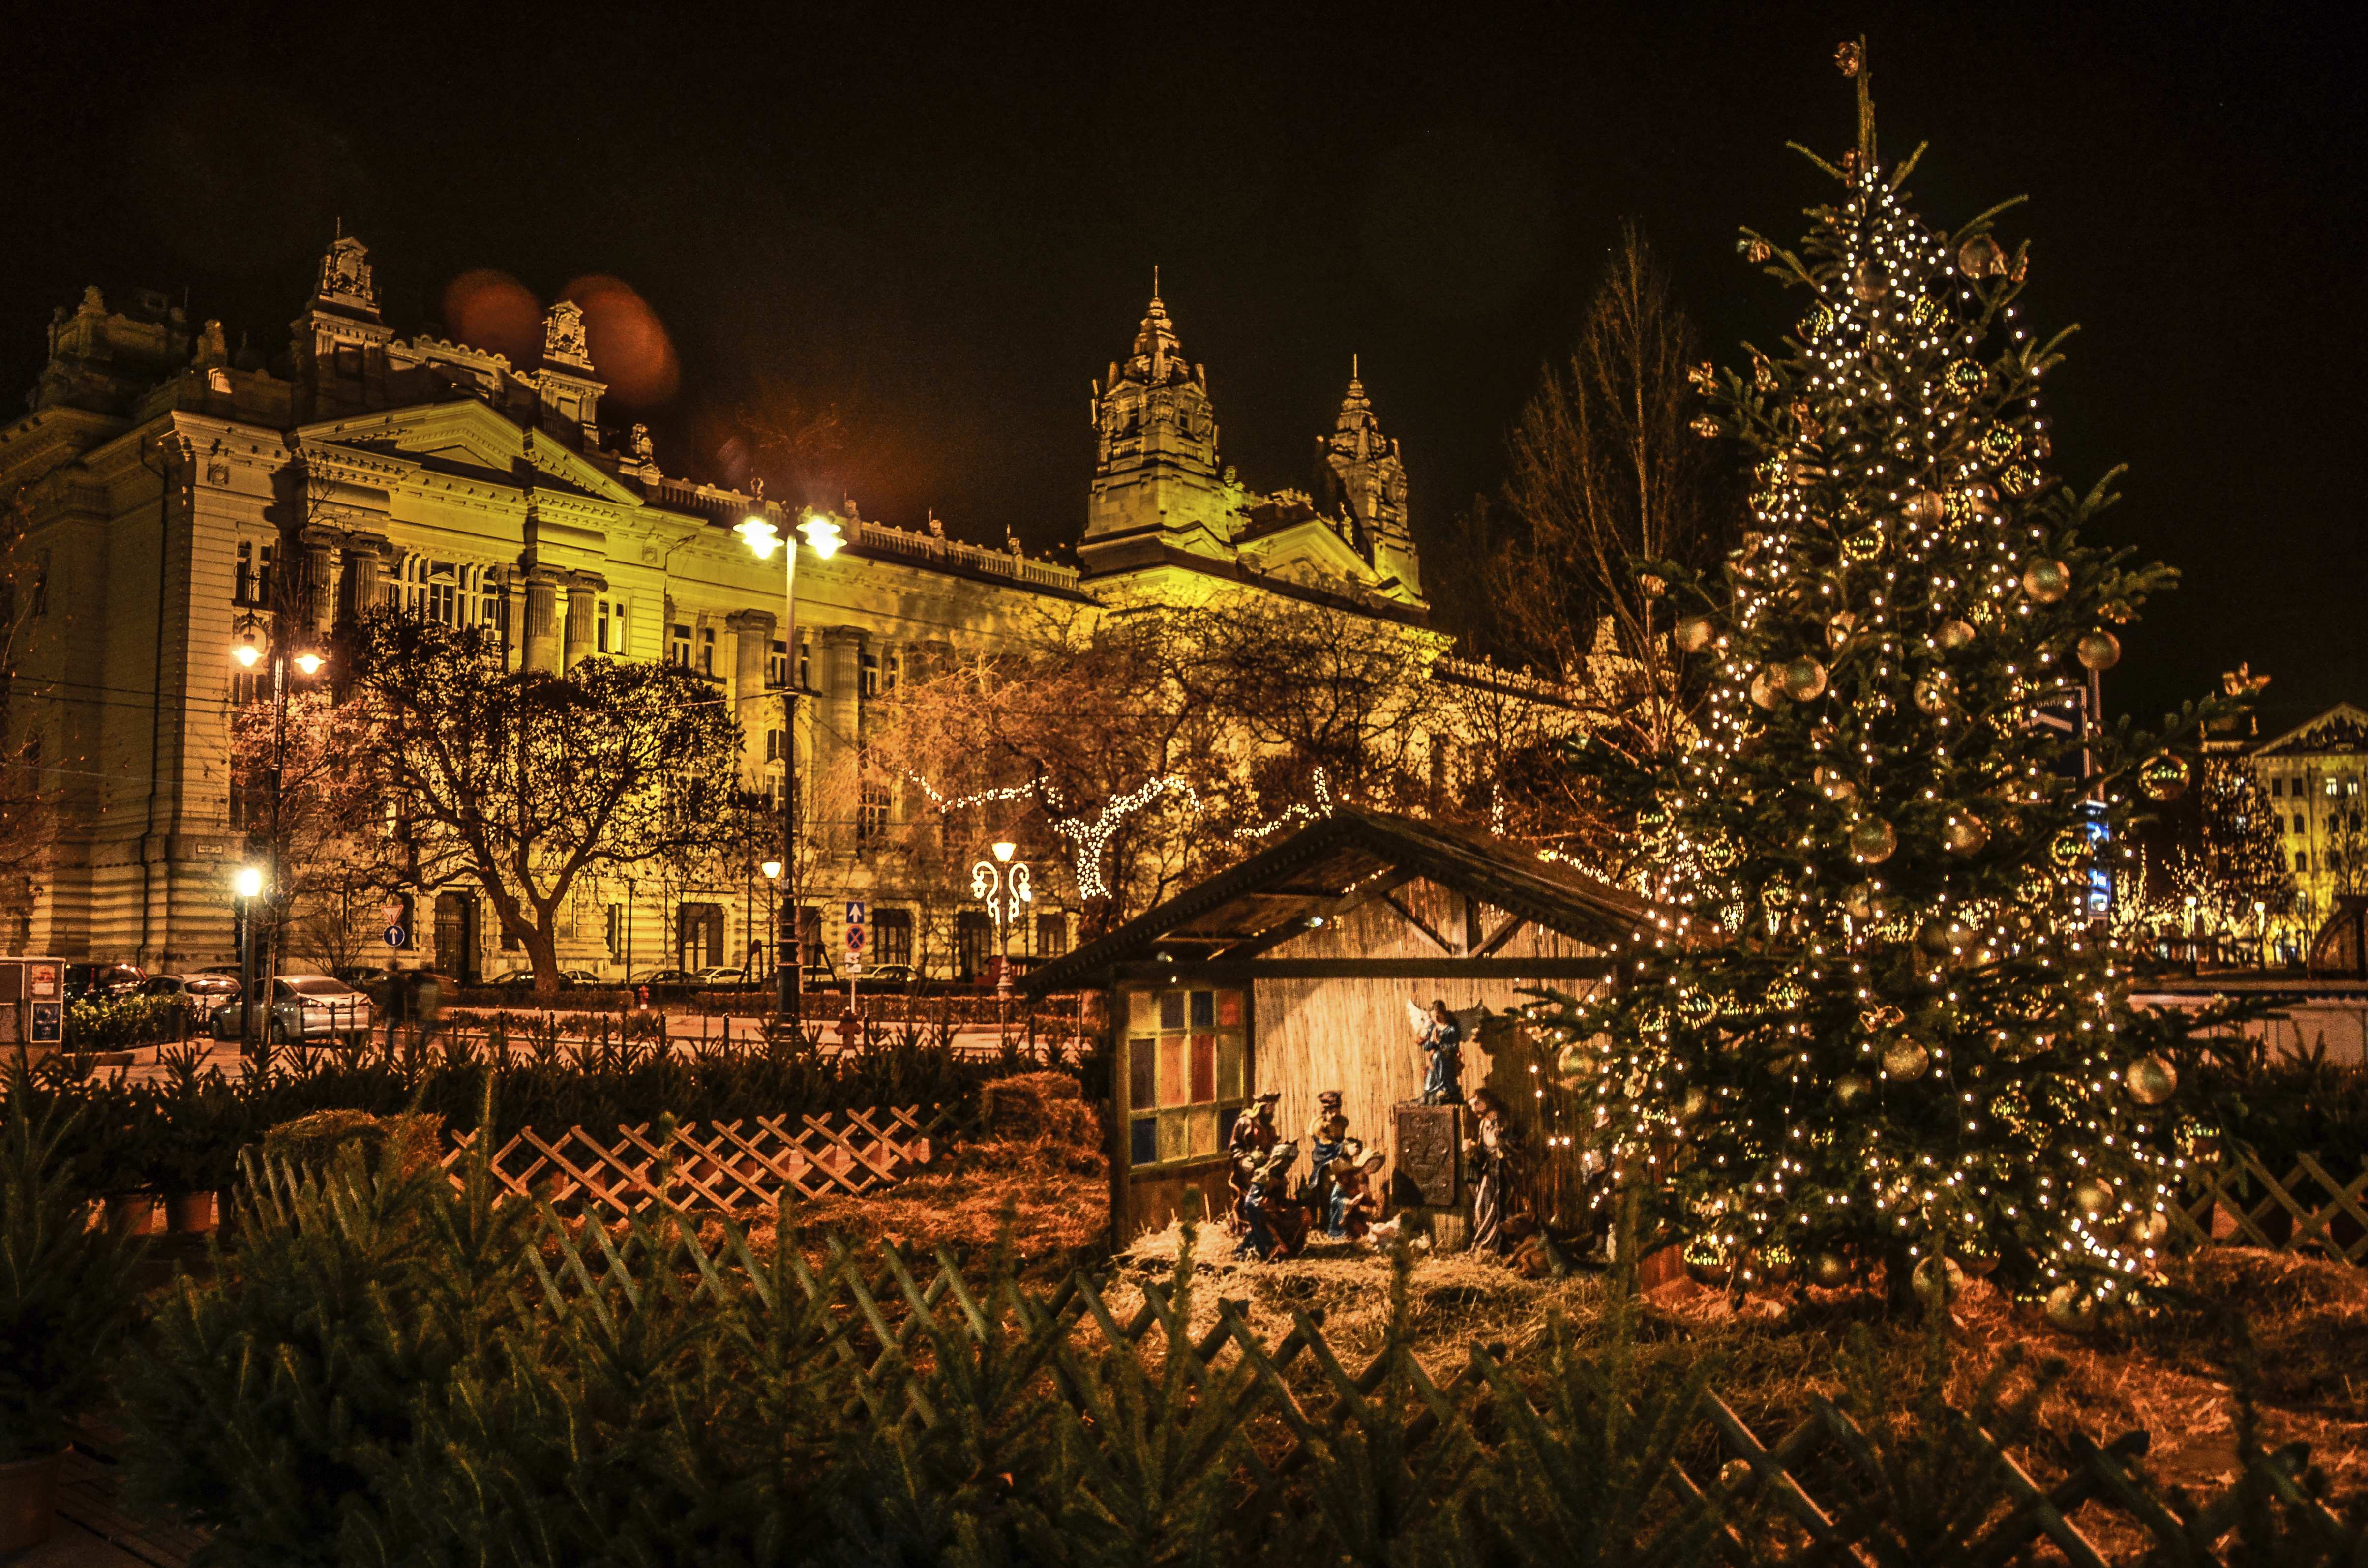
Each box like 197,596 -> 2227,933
1251,882 -> 1607,1201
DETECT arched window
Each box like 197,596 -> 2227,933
2295,850 -> 2310,873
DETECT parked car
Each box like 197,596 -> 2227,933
137,973 -> 241,1023
695,965 -> 753,987
64,963 -> 147,1001
210,975 -> 372,1046
854,963 -> 921,992
332,964 -> 394,990
630,968 -> 706,989
487,968 -> 605,991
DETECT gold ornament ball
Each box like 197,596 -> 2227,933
2139,754 -> 2191,802
1850,260 -> 1886,302
2021,558 -> 2073,603
1750,667 -> 1784,710
1555,1042 -> 1598,1082
1780,656 -> 1829,703
1811,1251 -> 1852,1288
1937,618 -> 1977,651
2126,1210 -> 2170,1249
2076,629 -> 2122,672
1758,1242 -> 1798,1284
1816,766 -> 1858,802
1944,813 -> 1989,856
1841,881 -> 1878,919
2044,1282 -> 2095,1331
1913,671 -> 1957,714
1903,490 -> 1946,526
2049,826 -> 2092,868
1833,1072 -> 1873,1110
1957,1245 -> 2001,1278
1912,1255 -> 1965,1307
2124,1053 -> 2177,1106
2072,1178 -> 2116,1218
1881,1038 -> 1931,1081
1718,1458 -> 1754,1491
1957,233 -> 2007,278
1843,528 -> 1884,562
1849,816 -> 1898,865
1676,614 -> 1715,653
1827,609 -> 1858,648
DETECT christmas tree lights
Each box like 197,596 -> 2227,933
1533,41 -> 2216,1313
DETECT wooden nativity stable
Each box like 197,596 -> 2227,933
1023,808 -> 1649,1246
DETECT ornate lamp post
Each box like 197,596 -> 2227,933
972,839 -> 1030,1045
232,864 -> 264,1053
231,616 -> 324,1045
735,506 -> 843,1017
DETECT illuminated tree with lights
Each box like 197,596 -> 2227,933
1537,43 -> 2215,1313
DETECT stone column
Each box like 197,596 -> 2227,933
300,528 -> 339,635
818,626 -> 866,848
726,608 -> 777,785
341,538 -> 387,621
563,574 -> 604,668
522,569 -> 562,674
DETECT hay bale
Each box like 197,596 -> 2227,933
981,1072 -> 1097,1148
259,1109 -> 444,1177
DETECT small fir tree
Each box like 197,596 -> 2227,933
2195,757 -> 2295,930
1541,41 -> 2210,1308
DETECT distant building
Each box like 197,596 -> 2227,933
0,237 -> 1479,977
2246,702 -> 2368,923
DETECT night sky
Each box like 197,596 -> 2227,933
6,3 -> 2361,733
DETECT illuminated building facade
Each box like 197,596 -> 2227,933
0,237 -> 1445,980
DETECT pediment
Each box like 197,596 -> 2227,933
1236,514 -> 1376,589
297,399 -> 644,506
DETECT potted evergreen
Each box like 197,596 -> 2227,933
0,1073 -> 145,1552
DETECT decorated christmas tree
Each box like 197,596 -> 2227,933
1543,41 -> 2212,1313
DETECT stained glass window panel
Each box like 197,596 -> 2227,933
1129,989 -> 1156,1031
1128,1037 -> 1155,1111
1190,1034 -> 1216,1103
1190,990 -> 1214,1028
1130,1117 -> 1157,1166
1218,990 -> 1244,1027
1188,1106 -> 1220,1156
1158,1035 -> 1189,1107
1157,1110 -> 1190,1163
1217,1033 -> 1246,1100
1159,991 -> 1185,1030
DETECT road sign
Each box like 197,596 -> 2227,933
845,923 -> 866,953
844,900 -> 866,926
386,924 -> 409,948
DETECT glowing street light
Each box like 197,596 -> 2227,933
232,866 -> 264,899
742,504 -> 848,1014
232,637 -> 261,668
292,651 -> 323,676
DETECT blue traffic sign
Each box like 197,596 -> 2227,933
385,924 -> 409,948
844,900 -> 866,925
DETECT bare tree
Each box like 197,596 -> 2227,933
0,486 -> 51,936
346,611 -> 743,994
1466,222 -> 1727,757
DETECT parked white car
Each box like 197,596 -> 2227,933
211,975 -> 372,1046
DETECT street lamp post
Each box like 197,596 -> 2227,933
232,620 -> 323,1051
972,840 -> 1030,1048
735,507 -> 842,1019
232,864 -> 263,1052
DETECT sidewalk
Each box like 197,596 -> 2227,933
8,1441 -> 200,1568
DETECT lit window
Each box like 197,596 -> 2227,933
856,778 -> 889,839
860,651 -> 879,697
768,638 -> 787,688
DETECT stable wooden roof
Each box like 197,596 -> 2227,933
1023,807 -> 1650,992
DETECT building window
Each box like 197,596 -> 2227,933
885,651 -> 900,691
768,638 -> 787,688
677,902 -> 725,968
798,638 -> 810,690
2271,776 -> 2284,798
2327,778 -> 2341,797
856,777 -> 889,839
598,600 -> 613,653
2296,851 -> 2310,873
1034,912 -> 1067,958
605,904 -> 625,958
798,906 -> 824,968
231,669 -> 264,706
874,908 -> 913,967
860,651 -> 879,697
668,624 -> 692,667
765,728 -> 785,763
699,626 -> 717,676
955,910 -> 994,982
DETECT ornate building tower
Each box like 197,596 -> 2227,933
290,231 -> 395,420
1315,356 -> 1419,598
1081,280 -> 1240,574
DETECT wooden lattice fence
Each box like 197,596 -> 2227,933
2178,1150 -> 2368,1266
440,1103 -> 975,1218
786,1237 -> 2359,1565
